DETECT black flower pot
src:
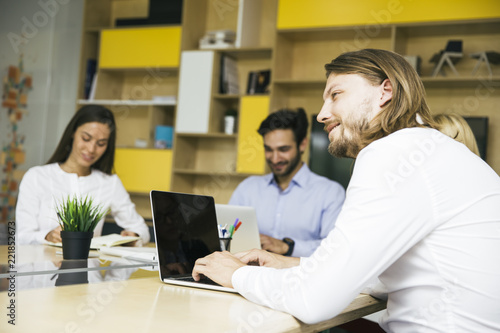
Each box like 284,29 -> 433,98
60,231 -> 93,259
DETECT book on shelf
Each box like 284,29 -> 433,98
45,233 -> 141,250
219,54 -> 239,94
84,59 -> 97,100
246,69 -> 271,95
88,73 -> 98,101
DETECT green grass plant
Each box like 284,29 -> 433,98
56,195 -> 107,232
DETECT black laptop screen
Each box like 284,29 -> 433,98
150,191 -> 221,278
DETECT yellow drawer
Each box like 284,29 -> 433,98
115,148 -> 172,193
99,26 -> 182,68
236,96 -> 269,175
277,0 -> 500,29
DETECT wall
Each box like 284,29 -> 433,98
0,0 -> 83,221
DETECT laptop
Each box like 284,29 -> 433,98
150,190 -> 237,293
215,204 -> 261,253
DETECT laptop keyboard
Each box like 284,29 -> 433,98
174,275 -> 220,286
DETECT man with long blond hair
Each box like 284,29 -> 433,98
192,49 -> 500,332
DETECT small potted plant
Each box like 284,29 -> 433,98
56,195 -> 107,259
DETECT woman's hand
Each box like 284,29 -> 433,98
45,226 -> 62,243
120,230 -> 140,246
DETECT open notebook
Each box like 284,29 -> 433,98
45,233 -> 140,250
97,246 -> 157,263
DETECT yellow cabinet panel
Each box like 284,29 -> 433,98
99,26 -> 182,68
115,148 -> 172,193
277,0 -> 500,29
236,96 -> 269,174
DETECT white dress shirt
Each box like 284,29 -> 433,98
232,128 -> 500,332
229,164 -> 345,257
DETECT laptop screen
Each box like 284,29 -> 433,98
150,191 -> 221,279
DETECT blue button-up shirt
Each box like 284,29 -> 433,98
229,164 -> 345,257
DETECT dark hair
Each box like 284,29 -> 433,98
325,49 -> 437,148
47,105 -> 116,175
257,108 -> 309,146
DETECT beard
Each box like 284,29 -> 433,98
269,149 -> 302,178
327,128 -> 355,158
327,123 -> 366,158
327,102 -> 373,158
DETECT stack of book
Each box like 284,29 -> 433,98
200,30 -> 236,49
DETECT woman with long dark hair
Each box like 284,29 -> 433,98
16,105 -> 150,245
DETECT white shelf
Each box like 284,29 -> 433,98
77,99 -> 176,106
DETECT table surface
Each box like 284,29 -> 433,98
0,277 -> 385,332
0,245 -> 386,332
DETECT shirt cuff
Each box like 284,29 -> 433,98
37,228 -> 54,245
232,265 -> 252,291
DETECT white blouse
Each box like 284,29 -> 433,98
16,163 -> 150,245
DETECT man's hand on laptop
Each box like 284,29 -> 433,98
236,249 -> 300,269
192,251 -> 245,288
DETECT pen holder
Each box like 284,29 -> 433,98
219,237 -> 232,252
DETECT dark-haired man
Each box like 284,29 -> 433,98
229,108 -> 345,257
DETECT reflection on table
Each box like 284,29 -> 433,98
0,244 -> 158,291
1,261 -> 153,291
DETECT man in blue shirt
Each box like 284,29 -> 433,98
229,108 -> 345,257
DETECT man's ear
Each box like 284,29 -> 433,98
299,137 -> 308,154
379,79 -> 393,107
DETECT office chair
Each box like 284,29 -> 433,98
430,40 -> 463,77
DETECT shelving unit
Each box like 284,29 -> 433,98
271,15 -> 500,175
76,100 -> 174,149
76,0 -> 181,220
76,0 -> 500,220
169,0 -> 278,203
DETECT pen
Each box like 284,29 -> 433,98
234,221 -> 242,231
218,224 -> 225,237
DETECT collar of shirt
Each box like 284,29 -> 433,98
266,163 -> 311,192
54,163 -> 96,178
